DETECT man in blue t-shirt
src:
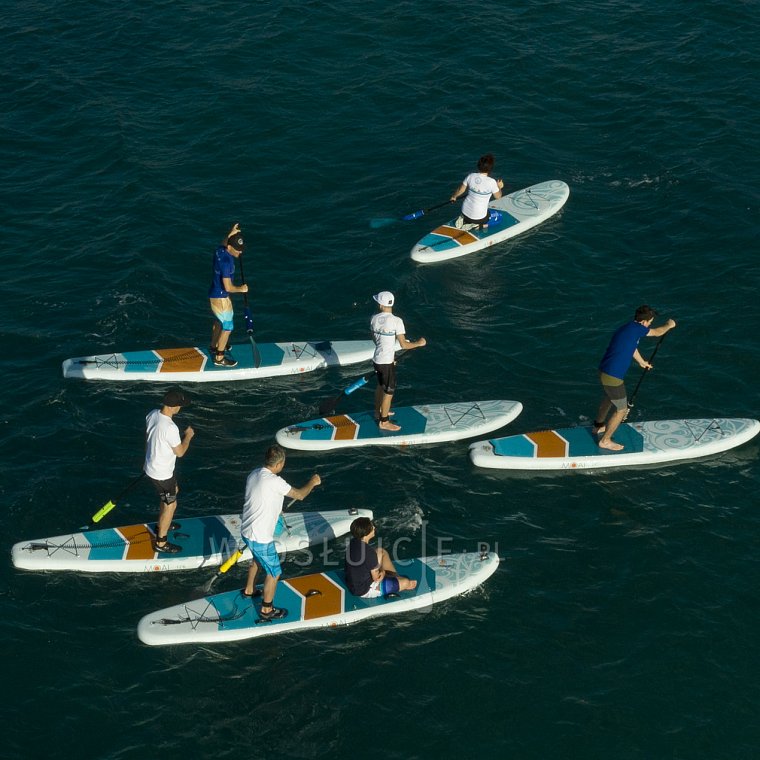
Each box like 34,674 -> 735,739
594,305 -> 677,451
208,223 -> 249,367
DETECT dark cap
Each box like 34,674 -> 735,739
226,233 -> 245,253
162,388 -> 191,408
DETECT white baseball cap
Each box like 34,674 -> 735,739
373,291 -> 394,307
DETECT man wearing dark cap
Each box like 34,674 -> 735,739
593,305 -> 677,451
144,388 -> 195,553
208,222 -> 249,367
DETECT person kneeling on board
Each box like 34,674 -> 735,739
144,388 -> 195,553
594,305 -> 677,451
450,152 -> 504,231
370,290 -> 426,432
344,517 -> 417,598
241,444 -> 321,620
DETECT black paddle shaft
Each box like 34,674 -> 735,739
628,335 -> 666,410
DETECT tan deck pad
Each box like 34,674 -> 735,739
286,574 -> 343,620
525,430 -> 568,458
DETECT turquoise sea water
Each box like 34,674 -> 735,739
2,1 -> 759,758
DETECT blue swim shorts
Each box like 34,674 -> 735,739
242,537 -> 282,577
210,297 -> 234,332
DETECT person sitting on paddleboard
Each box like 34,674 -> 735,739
450,153 -> 504,231
241,444 -> 321,621
370,291 -> 426,432
594,305 -> 677,451
144,388 -> 195,553
344,517 -> 417,598
208,222 -> 249,368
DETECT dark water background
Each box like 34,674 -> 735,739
2,1 -> 759,758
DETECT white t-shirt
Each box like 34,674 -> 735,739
461,172 -> 500,220
241,467 -> 292,543
371,311 -> 405,365
144,409 -> 181,481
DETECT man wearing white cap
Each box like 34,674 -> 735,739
370,291 -> 426,432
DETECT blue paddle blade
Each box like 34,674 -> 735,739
402,209 -> 424,221
344,376 -> 368,395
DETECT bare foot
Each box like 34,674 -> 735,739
378,420 -> 401,432
598,438 -> 624,451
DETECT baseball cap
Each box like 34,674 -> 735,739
226,233 -> 245,253
162,388 -> 191,408
373,291 -> 394,307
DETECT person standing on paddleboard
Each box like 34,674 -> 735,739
594,305 -> 677,451
208,222 -> 249,367
370,291 -> 426,432
241,444 -> 321,621
144,388 -> 195,553
450,153 -> 504,231
344,517 -> 417,598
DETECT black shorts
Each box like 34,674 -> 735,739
373,362 -> 397,395
462,211 -> 489,225
148,475 -> 178,505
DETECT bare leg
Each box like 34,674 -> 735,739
374,384 -> 384,419
243,559 -> 260,596
211,322 -> 222,350
156,491 -> 178,540
260,575 -> 280,608
378,393 -> 400,431
598,407 -> 626,451
595,398 -> 612,429
216,329 -> 231,352
377,548 -> 417,590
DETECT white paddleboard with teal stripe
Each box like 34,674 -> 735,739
469,418 -> 760,471
11,508 -> 372,573
410,180 -> 569,264
62,339 -> 375,383
137,551 -> 499,646
275,400 -> 523,451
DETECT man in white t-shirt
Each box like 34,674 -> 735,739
143,388 -> 195,553
241,444 -> 321,621
370,291 -> 426,432
450,153 -> 504,230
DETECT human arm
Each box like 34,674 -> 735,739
224,222 -> 240,243
647,318 -> 676,338
396,333 -> 426,350
221,276 -> 248,294
171,426 -> 195,458
492,177 -> 505,199
286,473 -> 322,502
450,182 -> 467,202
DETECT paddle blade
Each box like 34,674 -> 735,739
91,500 -> 116,524
344,376 -> 368,396
402,209 -> 424,221
219,550 -> 242,575
370,218 -> 398,229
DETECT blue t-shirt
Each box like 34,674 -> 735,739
208,246 -> 235,298
598,321 -> 650,379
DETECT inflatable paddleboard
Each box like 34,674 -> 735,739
137,550 -> 499,646
410,180 -> 569,264
11,508 -> 372,573
62,340 -> 375,383
275,400 -> 523,451
469,418 -> 760,471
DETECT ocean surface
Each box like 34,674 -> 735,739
2,1 -> 759,758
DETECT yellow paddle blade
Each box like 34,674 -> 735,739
219,550 -> 242,574
91,500 -> 116,523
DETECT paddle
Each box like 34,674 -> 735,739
236,253 -> 262,368
202,498 -> 297,594
627,334 -> 667,413
81,472 -> 146,530
370,199 -> 454,229
317,351 -> 409,417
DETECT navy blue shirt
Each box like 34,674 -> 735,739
598,321 -> 650,379
208,246 -> 235,298
344,538 -> 379,596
